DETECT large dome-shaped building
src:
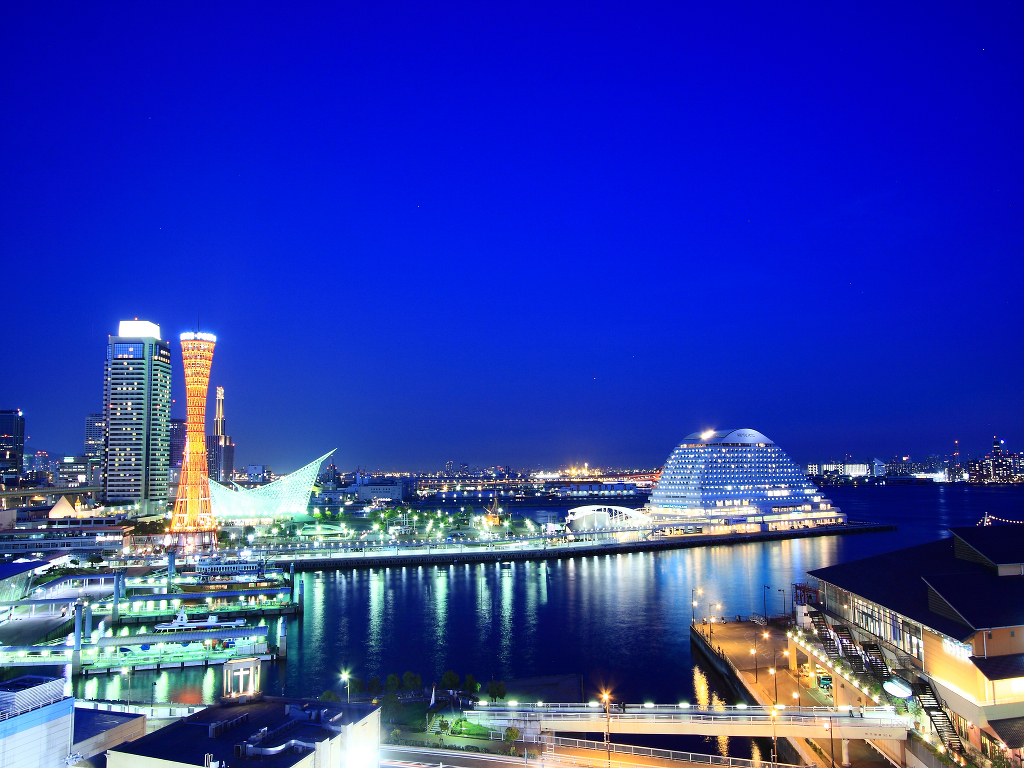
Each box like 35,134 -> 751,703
647,429 -> 843,530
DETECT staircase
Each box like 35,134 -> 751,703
860,642 -> 890,679
833,626 -> 866,673
808,611 -> 842,663
912,681 -> 963,755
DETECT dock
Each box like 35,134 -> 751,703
268,521 -> 894,573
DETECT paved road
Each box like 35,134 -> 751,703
382,745 -> 528,768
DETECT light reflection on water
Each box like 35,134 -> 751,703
71,486 -> 1023,720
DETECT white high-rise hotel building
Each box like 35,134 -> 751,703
102,320 -> 172,514
647,428 -> 845,531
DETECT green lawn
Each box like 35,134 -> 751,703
451,720 -> 491,738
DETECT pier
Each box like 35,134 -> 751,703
690,620 -> 910,768
259,521 -> 894,573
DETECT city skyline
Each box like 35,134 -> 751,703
1,4 -> 1022,472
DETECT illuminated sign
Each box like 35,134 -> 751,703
942,637 -> 972,661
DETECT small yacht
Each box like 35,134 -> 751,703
155,609 -> 246,632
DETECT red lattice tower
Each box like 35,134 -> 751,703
171,332 -> 217,537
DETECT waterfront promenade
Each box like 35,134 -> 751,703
216,521 -> 892,573
691,621 -> 902,768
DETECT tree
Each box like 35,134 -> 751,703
385,673 -> 401,692
485,680 -> 507,701
382,692 -> 402,722
504,726 -> 520,746
349,677 -> 365,695
438,719 -> 450,733
368,677 -> 383,696
463,673 -> 480,693
402,671 -> 422,691
320,689 -> 341,702
441,670 -> 460,690
87,554 -> 103,564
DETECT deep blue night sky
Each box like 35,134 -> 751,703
2,3 -> 1022,472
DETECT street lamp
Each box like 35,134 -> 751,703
342,672 -> 350,703
691,588 -> 703,625
121,667 -> 132,708
770,709 -> 778,767
601,692 -> 612,768
824,717 -> 836,768
708,603 -> 721,641
763,585 -> 770,623
792,690 -> 800,709
769,665 -> 777,704
750,647 -> 758,681
779,588 -> 787,619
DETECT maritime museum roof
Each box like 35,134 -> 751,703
209,450 -> 332,520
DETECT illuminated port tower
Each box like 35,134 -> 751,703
170,331 -> 218,548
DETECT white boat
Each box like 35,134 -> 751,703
155,609 -> 246,632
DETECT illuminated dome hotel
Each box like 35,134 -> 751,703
647,428 -> 844,533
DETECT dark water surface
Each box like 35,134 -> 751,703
75,485 -> 1024,720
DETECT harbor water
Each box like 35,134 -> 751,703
74,485 -> 1024,726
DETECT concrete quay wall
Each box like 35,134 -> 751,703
277,522 -> 893,573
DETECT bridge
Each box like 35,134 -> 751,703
0,486 -> 101,500
465,704 -> 910,741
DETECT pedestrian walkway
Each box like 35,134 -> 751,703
691,621 -> 900,768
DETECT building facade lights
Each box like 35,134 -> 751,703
169,331 -> 217,546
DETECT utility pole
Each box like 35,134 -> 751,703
751,631 -> 759,681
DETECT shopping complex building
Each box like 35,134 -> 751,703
807,525 -> 1024,762
643,428 -> 844,532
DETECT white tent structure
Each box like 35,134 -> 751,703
565,505 -> 652,531
209,450 -> 333,520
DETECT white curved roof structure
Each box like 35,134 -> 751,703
209,450 -> 333,520
566,505 -> 651,531
649,429 -> 832,516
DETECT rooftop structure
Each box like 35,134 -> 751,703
0,676 -> 73,768
210,451 -> 333,522
647,429 -> 843,530
71,705 -> 147,765
808,525 -> 1024,758
107,697 -> 380,768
